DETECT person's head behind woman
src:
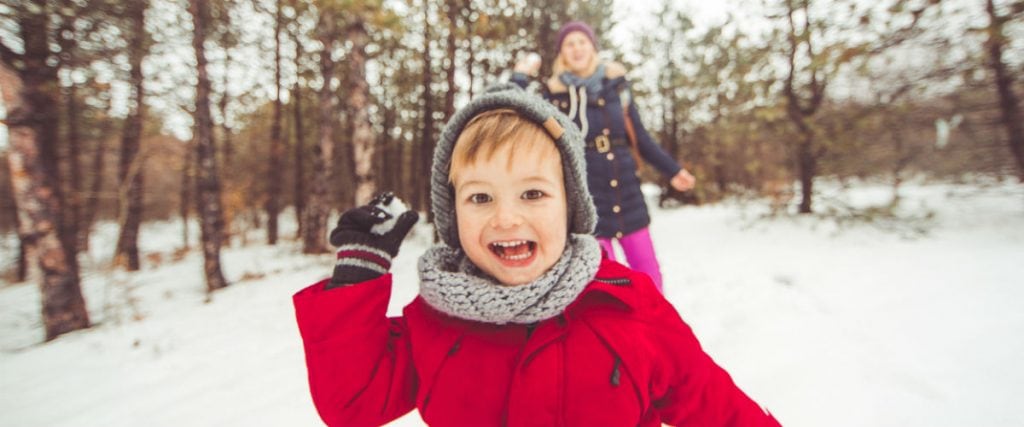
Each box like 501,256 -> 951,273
553,21 -> 599,78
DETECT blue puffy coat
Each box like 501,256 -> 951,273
512,63 -> 682,238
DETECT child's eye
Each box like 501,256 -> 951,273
522,190 -> 546,200
468,193 -> 492,204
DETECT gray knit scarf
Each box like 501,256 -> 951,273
418,234 -> 601,325
559,62 -> 607,99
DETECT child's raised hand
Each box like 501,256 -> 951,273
327,192 -> 419,288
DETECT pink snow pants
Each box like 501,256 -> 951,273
596,227 -> 664,293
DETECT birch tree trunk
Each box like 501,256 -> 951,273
188,0 -> 229,292
1,57 -> 90,341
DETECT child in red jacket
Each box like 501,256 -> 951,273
294,84 -> 781,426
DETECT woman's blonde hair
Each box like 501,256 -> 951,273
449,109 -> 558,183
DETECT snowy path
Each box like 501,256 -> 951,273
1,182 -> 1022,427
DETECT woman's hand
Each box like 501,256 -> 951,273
514,52 -> 542,77
670,169 -> 696,192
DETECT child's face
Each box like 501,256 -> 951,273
453,141 -> 568,286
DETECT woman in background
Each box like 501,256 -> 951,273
511,21 -> 696,293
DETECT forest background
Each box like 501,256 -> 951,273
0,0 -> 1021,340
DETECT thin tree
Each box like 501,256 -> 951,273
415,0 -> 434,215
346,15 -> 377,205
984,0 -> 1024,180
443,0 -> 459,121
291,23 -> 307,239
188,0 -> 229,292
179,138 -> 195,250
266,0 -> 285,244
781,0 -> 826,214
302,1 -> 338,254
114,0 -> 149,270
81,112 -> 114,251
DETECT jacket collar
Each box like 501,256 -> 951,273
410,257 -> 641,329
565,258 -> 640,315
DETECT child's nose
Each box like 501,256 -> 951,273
490,200 -> 523,229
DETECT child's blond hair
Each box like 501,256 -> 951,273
449,109 -> 558,183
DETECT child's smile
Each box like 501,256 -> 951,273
453,141 -> 568,286
490,240 -> 536,263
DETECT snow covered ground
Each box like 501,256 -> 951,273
1,180 -> 1022,427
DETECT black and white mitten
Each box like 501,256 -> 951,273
327,192 -> 419,289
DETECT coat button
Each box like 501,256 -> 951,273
613,205 -> 621,213
602,128 -> 610,135
561,101 -> 568,108
607,153 -> 615,161
615,231 -> 623,239
610,179 -> 618,187
598,98 -> 605,106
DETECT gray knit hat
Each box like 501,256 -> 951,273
431,83 -> 596,249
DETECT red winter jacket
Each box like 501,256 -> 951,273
294,258 -> 781,427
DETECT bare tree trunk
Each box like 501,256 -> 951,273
216,51 -> 232,243
64,84 -> 83,256
292,42 -> 306,240
219,53 -> 233,167
302,6 -> 337,254
266,0 -> 284,244
796,134 -> 816,213
189,0 -> 229,292
444,0 -> 458,122
114,1 -> 148,271
180,139 -> 194,250
464,2 -> 475,99
347,21 -> 376,206
378,94 -> 396,194
783,0 -> 825,214
10,182 -> 32,282
81,119 -> 113,251
985,0 -> 1024,181
416,2 -> 434,215
2,57 -> 90,341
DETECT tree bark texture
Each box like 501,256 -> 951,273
2,52 -> 90,341
189,0 -> 229,292
180,139 -> 194,249
82,119 -> 113,251
416,2 -> 434,215
985,0 -> 1024,180
796,134 -> 816,214
444,0 -> 458,122
63,84 -> 83,256
266,0 -> 285,244
347,21 -> 376,206
219,53 -> 233,167
783,0 -> 824,214
114,1 -> 148,271
292,38 -> 306,240
302,6 -> 336,254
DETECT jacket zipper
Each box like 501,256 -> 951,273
610,355 -> 622,387
420,336 -> 462,416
